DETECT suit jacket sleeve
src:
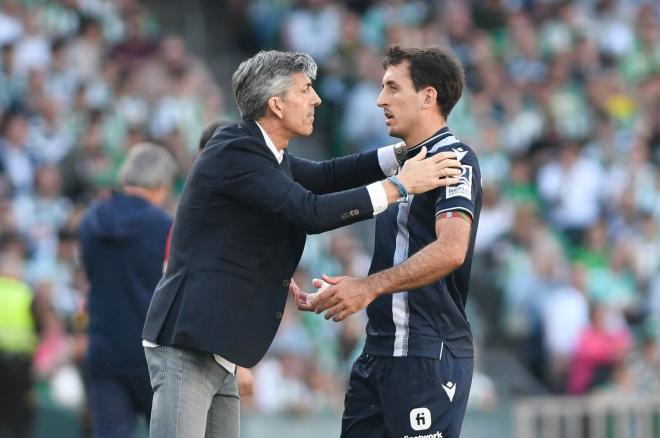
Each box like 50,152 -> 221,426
219,140 -> 375,234
288,150 -> 386,194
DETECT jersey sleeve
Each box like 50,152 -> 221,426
434,146 -> 480,220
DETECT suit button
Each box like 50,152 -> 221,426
275,311 -> 283,319
282,280 -> 290,288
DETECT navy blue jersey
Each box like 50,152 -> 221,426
364,127 -> 482,359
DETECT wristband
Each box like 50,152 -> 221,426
437,211 -> 472,222
388,175 -> 408,201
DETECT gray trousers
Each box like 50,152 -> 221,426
144,345 -> 239,438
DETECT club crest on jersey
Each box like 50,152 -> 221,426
446,165 -> 472,200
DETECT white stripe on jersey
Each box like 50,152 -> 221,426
392,196 -> 413,356
390,131 -> 460,357
429,135 -> 459,153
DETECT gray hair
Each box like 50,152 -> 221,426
232,50 -> 318,120
118,143 -> 177,189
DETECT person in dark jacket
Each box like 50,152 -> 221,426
79,143 -> 177,438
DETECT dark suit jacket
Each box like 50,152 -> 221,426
143,119 -> 388,367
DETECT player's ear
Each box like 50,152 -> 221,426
421,86 -> 437,110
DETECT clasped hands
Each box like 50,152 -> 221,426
289,275 -> 377,322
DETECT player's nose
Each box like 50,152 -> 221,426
376,89 -> 387,107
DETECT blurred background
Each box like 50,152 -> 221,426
0,0 -> 658,437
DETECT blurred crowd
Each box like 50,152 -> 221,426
0,0 -> 659,434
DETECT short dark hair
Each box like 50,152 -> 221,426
199,120 -> 234,151
383,45 -> 464,119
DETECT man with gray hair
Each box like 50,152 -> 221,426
142,50 -> 462,438
79,143 -> 177,438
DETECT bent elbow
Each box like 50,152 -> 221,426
450,248 -> 467,269
303,224 -> 325,235
300,216 -> 329,235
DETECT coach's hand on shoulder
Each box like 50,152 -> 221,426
397,147 -> 462,195
311,274 -> 377,322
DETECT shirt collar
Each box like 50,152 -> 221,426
406,126 -> 452,155
255,121 -> 284,164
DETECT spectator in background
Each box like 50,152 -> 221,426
66,15 -> 103,82
78,143 -> 176,438
567,303 -> 631,394
540,263 -> 590,392
13,165 -> 72,263
341,47 -> 396,153
0,234 -> 37,438
198,120 -> 224,151
44,38 -> 78,110
0,110 -> 36,197
0,2 -> 23,46
0,42 -> 24,108
14,8 -> 51,74
282,0 -> 342,66
537,141 -> 605,245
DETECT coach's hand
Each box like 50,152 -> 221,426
397,147 -> 462,195
311,274 -> 377,322
289,278 -> 315,311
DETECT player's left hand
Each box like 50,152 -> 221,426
311,274 -> 377,322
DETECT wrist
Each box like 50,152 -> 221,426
387,175 -> 409,201
368,275 -> 386,299
382,180 -> 402,204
